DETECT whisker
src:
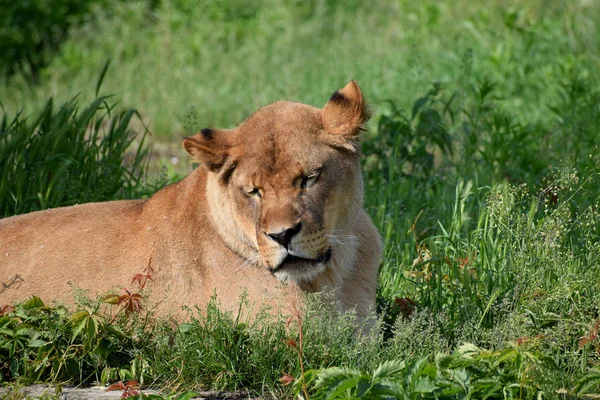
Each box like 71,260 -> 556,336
235,253 -> 260,271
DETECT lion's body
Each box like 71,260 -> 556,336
0,81 -> 382,322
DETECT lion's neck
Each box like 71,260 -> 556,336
204,172 -> 260,264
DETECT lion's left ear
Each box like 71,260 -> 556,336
321,80 -> 371,151
182,128 -> 235,172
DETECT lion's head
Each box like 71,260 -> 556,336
183,81 -> 371,283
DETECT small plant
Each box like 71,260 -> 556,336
293,342 -> 555,400
106,379 -> 141,398
579,320 -> 600,352
0,263 -> 158,386
363,82 -> 453,183
282,308 -> 310,399
103,257 -> 154,322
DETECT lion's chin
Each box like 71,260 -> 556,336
271,249 -> 332,283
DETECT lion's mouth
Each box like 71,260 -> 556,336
271,248 -> 332,275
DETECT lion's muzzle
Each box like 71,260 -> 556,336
266,222 -> 302,248
270,247 -> 332,283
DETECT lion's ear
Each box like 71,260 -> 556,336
321,80 -> 371,151
182,128 -> 235,172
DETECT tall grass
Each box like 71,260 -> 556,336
0,88 -> 151,218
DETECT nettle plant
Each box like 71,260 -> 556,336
287,323 -> 557,400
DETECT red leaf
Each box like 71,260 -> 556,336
280,373 -> 295,385
117,294 -> 129,306
285,339 -> 297,348
125,380 -> 140,389
128,293 -> 143,314
285,315 -> 294,327
457,252 -> 477,268
516,336 -> 530,346
106,382 -> 126,392
116,289 -> 144,315
394,297 -> 417,319
122,389 -> 140,399
578,320 -> 600,350
131,273 -> 153,289
0,304 -> 15,316
579,336 -> 592,350
131,274 -> 144,287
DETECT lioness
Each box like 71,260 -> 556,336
0,81 -> 382,323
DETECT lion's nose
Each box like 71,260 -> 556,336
267,222 -> 302,248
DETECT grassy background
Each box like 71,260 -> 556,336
2,0 -> 600,398
2,0 -> 599,136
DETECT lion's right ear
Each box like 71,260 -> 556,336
321,80 -> 371,152
182,128 -> 235,172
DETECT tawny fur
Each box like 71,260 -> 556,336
0,81 -> 382,323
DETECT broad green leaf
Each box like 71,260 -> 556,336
412,96 -> 430,120
446,368 -> 469,386
87,315 -> 99,340
0,316 -> 11,327
436,354 -> 455,369
324,376 -> 362,399
173,391 -> 200,400
22,296 -> 45,309
93,338 -> 114,359
373,360 -> 406,380
71,311 -> 89,341
315,367 -> 361,390
70,310 -> 90,325
28,339 -> 48,348
368,382 -> 405,398
178,323 -> 195,334
0,328 -> 14,336
355,377 -> 372,398
414,377 -> 439,393
469,379 -> 503,400
119,368 -> 133,380
104,323 -> 126,338
102,294 -> 121,305
496,348 -> 517,363
101,366 -> 112,385
456,343 -> 481,358
16,323 -> 35,332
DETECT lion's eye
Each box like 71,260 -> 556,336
246,187 -> 261,198
301,172 -> 320,189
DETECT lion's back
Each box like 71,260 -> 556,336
0,200 -> 149,305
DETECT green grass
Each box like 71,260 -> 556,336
0,76 -> 154,218
1,0 -> 600,136
2,0 -> 600,398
